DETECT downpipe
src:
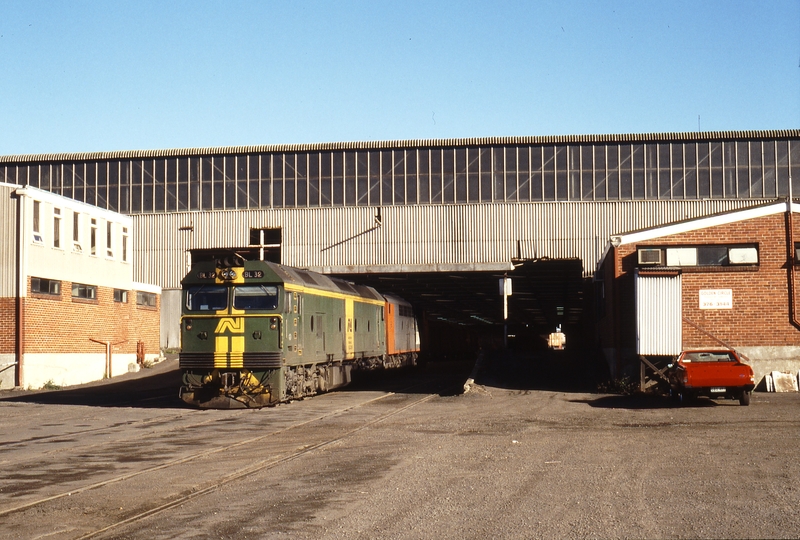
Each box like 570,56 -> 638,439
787,188 -> 800,331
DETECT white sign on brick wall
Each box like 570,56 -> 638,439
699,289 -> 732,309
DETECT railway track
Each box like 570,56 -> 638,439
0,377 -> 446,540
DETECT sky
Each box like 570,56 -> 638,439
1,0 -> 799,156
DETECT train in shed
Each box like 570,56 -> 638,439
179,249 -> 419,408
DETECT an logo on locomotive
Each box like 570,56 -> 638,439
214,317 -> 245,368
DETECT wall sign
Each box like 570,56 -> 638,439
699,289 -> 732,309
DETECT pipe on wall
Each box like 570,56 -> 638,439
14,191 -> 24,388
787,193 -> 800,331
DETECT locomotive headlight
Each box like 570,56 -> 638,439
221,269 -> 237,280
270,317 -> 278,330
185,318 -> 193,331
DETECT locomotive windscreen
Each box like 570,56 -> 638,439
185,285 -> 228,311
232,285 -> 279,310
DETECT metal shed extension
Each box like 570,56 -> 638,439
635,270 -> 682,356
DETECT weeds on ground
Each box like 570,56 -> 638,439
41,380 -> 61,390
597,377 -> 638,395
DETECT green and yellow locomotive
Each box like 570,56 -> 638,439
179,249 -> 418,408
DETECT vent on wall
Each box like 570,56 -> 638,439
638,248 -> 663,265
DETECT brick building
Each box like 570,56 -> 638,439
595,200 -> 800,387
0,183 -> 160,390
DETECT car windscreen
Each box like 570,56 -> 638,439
682,352 -> 736,363
185,285 -> 228,311
232,285 -> 279,310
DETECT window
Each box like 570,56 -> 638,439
185,285 -> 225,311
72,283 -> 97,300
122,227 -> 129,262
249,227 -> 282,245
73,211 -> 82,252
697,246 -> 728,266
113,289 -> 128,303
640,244 -> 758,267
106,221 -> 114,257
137,291 -> 157,307
31,277 -> 60,295
90,218 -> 97,255
682,351 -> 736,363
53,208 -> 61,248
33,200 -> 40,233
32,201 -> 43,243
232,285 -> 278,310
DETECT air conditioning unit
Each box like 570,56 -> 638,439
638,248 -> 663,265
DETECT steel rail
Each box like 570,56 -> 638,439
0,389 -> 416,519
76,392 -> 436,539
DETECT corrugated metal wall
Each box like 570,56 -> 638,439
636,272 -> 683,355
0,185 -> 18,297
133,199 -> 770,289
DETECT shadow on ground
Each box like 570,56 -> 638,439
0,357 -> 475,409
0,358 -> 188,409
569,394 -> 727,409
471,347 -> 608,394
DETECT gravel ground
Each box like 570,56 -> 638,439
1,354 -> 799,539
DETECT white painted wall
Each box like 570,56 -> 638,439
21,353 -> 139,389
0,354 -> 16,390
19,187 -> 134,291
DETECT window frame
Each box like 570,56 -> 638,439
31,277 -> 61,296
71,282 -> 97,301
137,291 -> 158,308
638,243 -> 759,268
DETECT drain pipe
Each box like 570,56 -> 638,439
788,180 -> 800,331
14,190 -> 25,388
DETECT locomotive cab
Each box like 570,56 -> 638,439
179,257 -> 288,408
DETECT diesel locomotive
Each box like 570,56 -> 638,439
179,249 -> 419,408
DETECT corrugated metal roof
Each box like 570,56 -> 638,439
2,130 -> 799,163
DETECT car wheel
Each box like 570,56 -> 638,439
739,390 -> 751,406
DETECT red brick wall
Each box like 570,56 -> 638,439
22,278 -> 160,356
0,297 -> 16,354
611,212 -> 800,351
132,294 -> 160,358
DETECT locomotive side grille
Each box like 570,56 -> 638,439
180,352 -> 282,369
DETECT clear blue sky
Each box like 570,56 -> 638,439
1,0 -> 799,155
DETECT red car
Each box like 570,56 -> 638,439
668,349 -> 756,406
